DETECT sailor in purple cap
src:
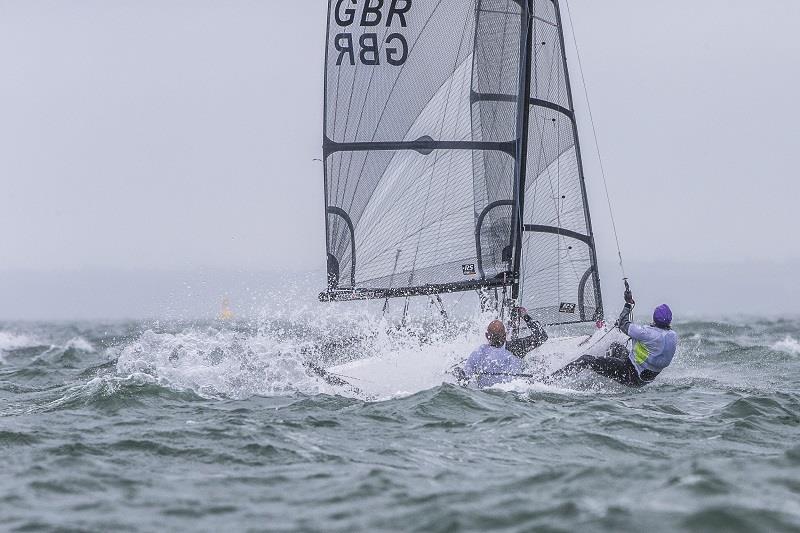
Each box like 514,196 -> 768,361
551,286 -> 678,387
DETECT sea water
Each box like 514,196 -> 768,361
1,313 -> 799,532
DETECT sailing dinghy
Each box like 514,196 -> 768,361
315,0 -> 617,395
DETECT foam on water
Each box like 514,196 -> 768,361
772,336 -> 800,355
0,331 -> 42,359
114,327 -> 333,399
64,336 -> 96,353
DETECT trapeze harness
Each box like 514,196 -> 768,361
564,304 -> 677,387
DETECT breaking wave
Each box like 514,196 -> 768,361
113,327 -> 327,399
0,331 -> 43,360
772,336 -> 800,355
108,313 -> 482,400
64,336 -> 96,353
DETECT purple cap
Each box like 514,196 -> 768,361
653,304 -> 672,326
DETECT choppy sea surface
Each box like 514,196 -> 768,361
1,312 -> 799,532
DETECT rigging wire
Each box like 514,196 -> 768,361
562,0 -> 627,281
383,249 -> 402,316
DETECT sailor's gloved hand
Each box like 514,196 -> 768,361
624,289 -> 635,306
516,307 -> 529,318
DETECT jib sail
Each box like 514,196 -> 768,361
515,0 -> 603,324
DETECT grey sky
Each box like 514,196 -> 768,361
1,1 -> 798,318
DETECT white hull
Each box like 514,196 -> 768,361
323,326 -> 628,399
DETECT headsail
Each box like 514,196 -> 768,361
320,0 -> 603,325
515,0 -> 603,324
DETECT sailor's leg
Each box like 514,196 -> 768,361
549,354 -> 596,379
586,356 -> 641,387
607,342 -> 629,360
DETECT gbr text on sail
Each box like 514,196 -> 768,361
333,0 -> 412,66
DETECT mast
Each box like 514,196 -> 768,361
551,0 -> 604,319
511,0 -> 534,301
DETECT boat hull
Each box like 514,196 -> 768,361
320,327 -> 628,399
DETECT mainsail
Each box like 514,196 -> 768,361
321,0 -> 603,325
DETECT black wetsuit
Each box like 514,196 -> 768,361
507,315 -> 549,358
552,304 -> 660,388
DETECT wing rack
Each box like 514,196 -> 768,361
319,278 -> 511,302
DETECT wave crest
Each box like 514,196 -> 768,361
114,328 -> 331,399
0,331 -> 43,359
772,336 -> 800,355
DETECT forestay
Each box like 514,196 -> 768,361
320,0 -> 603,326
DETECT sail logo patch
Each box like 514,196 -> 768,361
333,0 -> 411,67
462,264 -> 476,276
560,303 -> 577,314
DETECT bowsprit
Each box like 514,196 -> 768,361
332,0 -> 412,66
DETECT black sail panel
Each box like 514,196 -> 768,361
323,0 -> 524,299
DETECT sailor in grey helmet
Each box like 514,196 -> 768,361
551,287 -> 678,387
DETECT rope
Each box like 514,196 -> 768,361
562,0 -> 627,280
579,324 -> 618,352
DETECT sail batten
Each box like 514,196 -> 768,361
324,138 -> 517,157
